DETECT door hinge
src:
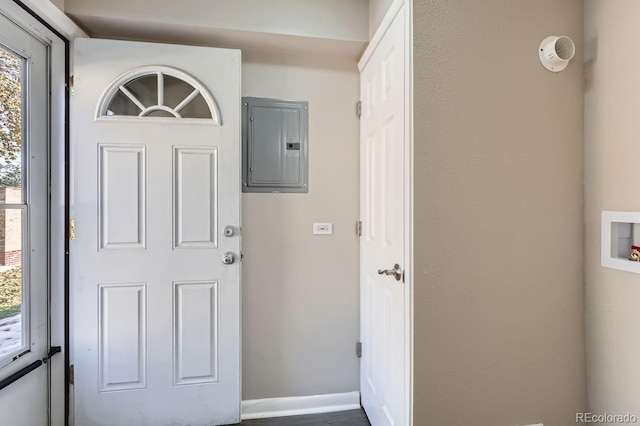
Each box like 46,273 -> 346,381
356,101 -> 362,119
356,220 -> 362,237
69,364 -> 74,385
68,75 -> 74,96
356,342 -> 362,358
69,219 -> 75,240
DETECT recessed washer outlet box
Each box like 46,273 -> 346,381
602,210 -> 640,274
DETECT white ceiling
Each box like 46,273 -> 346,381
64,0 -> 370,59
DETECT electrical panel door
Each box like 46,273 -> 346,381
242,97 -> 309,193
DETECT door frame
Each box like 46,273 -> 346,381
8,2 -> 85,425
358,0 -> 413,424
0,0 -> 68,424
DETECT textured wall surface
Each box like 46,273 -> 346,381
585,0 -> 640,417
241,51 -> 360,400
413,1 -> 586,424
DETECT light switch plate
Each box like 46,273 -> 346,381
313,223 -> 333,235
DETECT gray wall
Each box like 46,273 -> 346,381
584,1 -> 640,416
241,51 -> 360,400
412,1 -> 586,424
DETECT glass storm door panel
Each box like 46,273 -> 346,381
0,9 -> 50,426
0,45 -> 26,363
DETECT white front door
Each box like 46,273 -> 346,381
359,4 -> 408,426
71,38 -> 241,426
0,7 -> 50,426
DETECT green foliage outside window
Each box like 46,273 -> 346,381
0,48 -> 22,322
0,267 -> 21,319
0,48 -> 22,187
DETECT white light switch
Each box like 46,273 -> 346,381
313,223 -> 333,235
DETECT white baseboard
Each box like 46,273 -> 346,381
241,391 -> 361,420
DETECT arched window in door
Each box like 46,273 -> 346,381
97,66 -> 221,124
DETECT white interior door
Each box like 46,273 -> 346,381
0,8 -> 50,426
359,4 -> 408,426
71,38 -> 241,426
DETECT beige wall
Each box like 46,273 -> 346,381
241,51 -> 360,400
50,0 -> 63,11
369,0 -> 394,39
584,1 -> 640,416
413,1 -> 585,424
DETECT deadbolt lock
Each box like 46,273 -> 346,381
224,226 -> 236,237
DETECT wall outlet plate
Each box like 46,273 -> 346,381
313,223 -> 333,235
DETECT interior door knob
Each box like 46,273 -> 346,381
377,263 -> 402,281
222,252 -> 235,265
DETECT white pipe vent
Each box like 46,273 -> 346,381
539,36 -> 575,72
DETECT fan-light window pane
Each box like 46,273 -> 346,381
179,94 -> 211,119
164,75 -> 193,109
125,75 -> 157,110
104,71 -> 214,120
107,91 -> 141,116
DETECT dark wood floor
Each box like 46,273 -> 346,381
232,409 -> 370,426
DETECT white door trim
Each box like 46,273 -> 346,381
47,21 -> 67,426
359,0 -> 414,425
8,0 -> 86,39
404,2 -> 414,425
358,0 -> 407,72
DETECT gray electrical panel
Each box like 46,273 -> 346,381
242,97 -> 309,193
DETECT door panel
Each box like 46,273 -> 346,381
98,144 -> 146,249
173,280 -> 218,385
173,147 -> 218,248
98,283 -> 146,392
71,38 -> 241,426
360,5 -> 407,426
